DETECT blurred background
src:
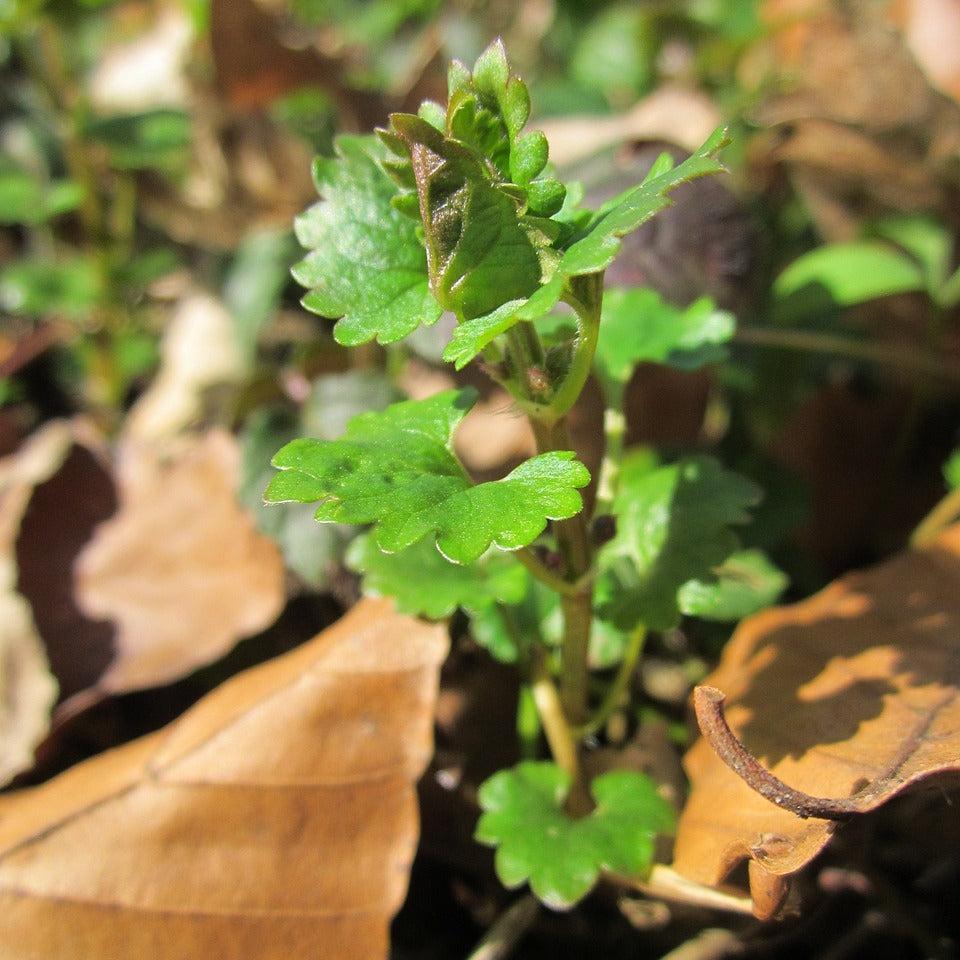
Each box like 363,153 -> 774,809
2,0 -> 960,955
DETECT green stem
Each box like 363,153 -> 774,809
911,484 -> 960,549
530,648 -> 579,784
573,626 -> 646,739
531,416 -> 594,724
544,275 -> 603,423
516,547 -> 583,597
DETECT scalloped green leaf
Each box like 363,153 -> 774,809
291,134 -> 441,346
265,389 -> 590,564
346,533 -> 528,620
443,128 -> 730,368
384,113 -> 549,321
598,456 -> 762,631
467,572 -> 627,667
594,288 -> 735,391
476,762 -> 675,909
677,548 -> 788,621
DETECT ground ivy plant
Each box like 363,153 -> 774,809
266,40 -> 785,909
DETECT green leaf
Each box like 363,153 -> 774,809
0,167 -> 84,225
384,114 -> 548,320
292,135 -> 442,346
84,110 -> 191,171
476,762 -> 675,909
224,229 -> 298,364
265,389 -> 590,564
347,533 -> 527,620
467,573 -> 628,667
943,449 -> 960,491
0,257 -> 101,318
598,456 -> 762,631
240,407 -> 348,588
594,288 -> 735,390
873,215 -> 951,297
773,243 -> 925,312
301,369 -> 399,440
443,128 -> 731,368
242,371 -> 396,586
677,548 -> 788,621
571,3 -> 656,102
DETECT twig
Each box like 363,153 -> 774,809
734,327 -> 960,385
693,686 -> 864,820
466,895 -> 539,960
656,928 -> 744,960
613,865 -> 754,915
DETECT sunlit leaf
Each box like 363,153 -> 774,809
265,389 -> 590,565
476,762 -> 675,909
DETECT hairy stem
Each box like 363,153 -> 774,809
545,274 -> 604,422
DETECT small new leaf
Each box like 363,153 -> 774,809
677,548 -> 788,621
476,762 -> 675,909
599,457 -> 762,631
347,534 -> 528,620
292,135 -> 441,346
384,114 -> 548,320
594,288 -> 735,392
265,389 -> 590,565
445,128 -> 731,368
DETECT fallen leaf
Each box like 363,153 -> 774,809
0,425 -> 69,785
887,0 -> 960,103
70,430 -> 284,715
124,293 -> 245,442
541,87 -> 722,169
672,524 -> 960,918
1,421 -> 115,740
0,597 -> 448,959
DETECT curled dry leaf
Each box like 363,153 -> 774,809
70,430 -> 284,716
0,424 -> 75,785
672,524 -> 960,919
0,598 -> 448,959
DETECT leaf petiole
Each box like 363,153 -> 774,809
573,625 -> 646,740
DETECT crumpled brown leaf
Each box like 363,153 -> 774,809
752,0 -> 960,239
0,425 -> 71,785
541,86 -> 722,169
70,430 -> 284,717
0,597 -> 448,959
672,524 -> 960,918
124,293 -> 246,443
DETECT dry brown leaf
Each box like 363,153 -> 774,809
70,430 -> 284,716
887,0 -> 960,103
541,86 -> 722,169
672,525 -> 960,918
0,597 -> 448,959
124,293 -> 245,443
0,425 -> 70,785
0,421 -> 114,781
752,0 -> 960,238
